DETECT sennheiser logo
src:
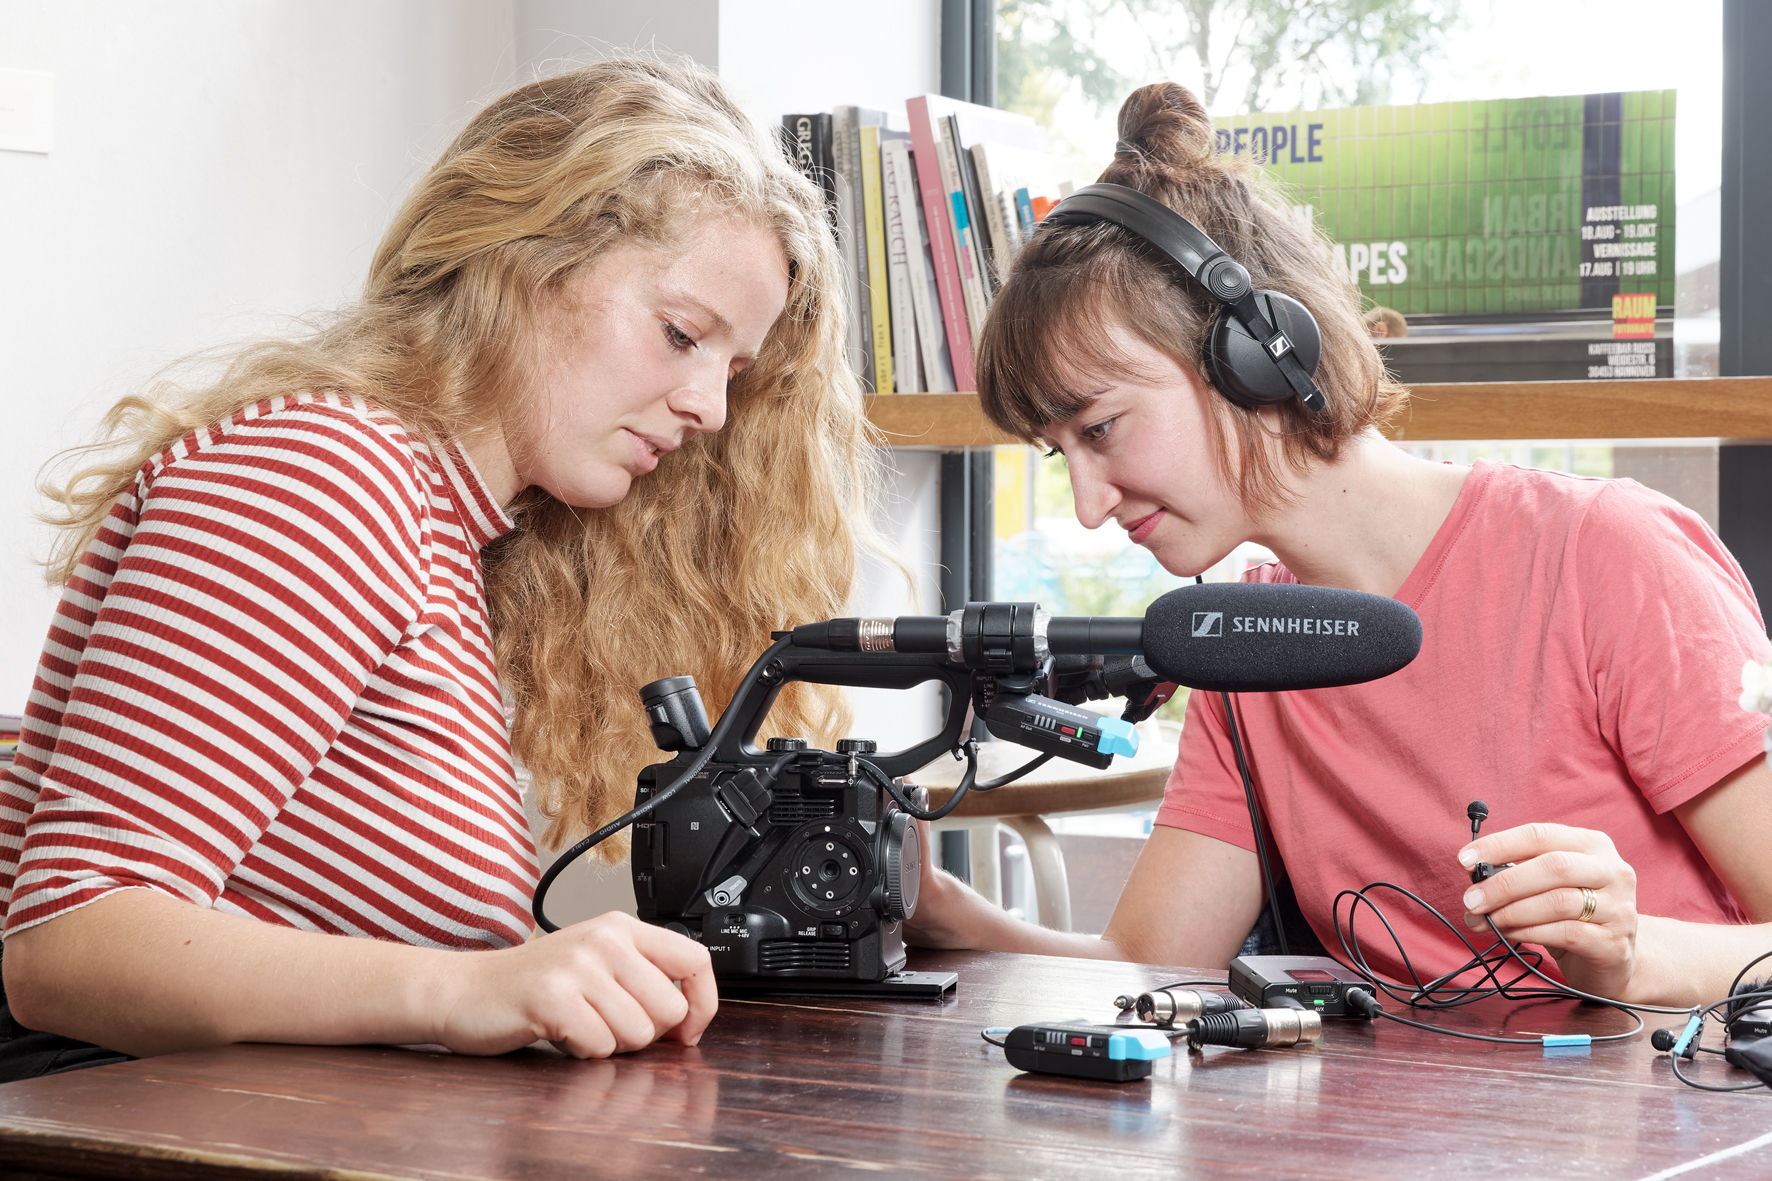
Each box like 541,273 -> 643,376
1232,616 -> 1361,636
1192,611 -> 1224,637
1267,333 -> 1293,359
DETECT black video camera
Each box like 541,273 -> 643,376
528,583 -> 1422,993
625,602 -> 1164,989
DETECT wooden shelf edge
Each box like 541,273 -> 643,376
866,392 -> 1019,448
866,377 -> 1772,448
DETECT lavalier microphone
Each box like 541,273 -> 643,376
1652,1012 -> 1705,1059
1464,799 -> 1515,884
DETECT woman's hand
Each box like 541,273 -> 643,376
431,912 -> 717,1058
1457,822 -> 1641,1000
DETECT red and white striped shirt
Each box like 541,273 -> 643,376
0,394 -> 537,949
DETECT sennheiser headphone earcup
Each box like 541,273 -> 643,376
1203,290 -> 1323,411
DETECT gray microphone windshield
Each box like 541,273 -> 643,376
1140,583 -> 1422,692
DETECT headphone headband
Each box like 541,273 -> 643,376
1046,185 -> 1220,279
1043,182 -> 1326,415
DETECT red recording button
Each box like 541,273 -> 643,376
1060,725 -> 1076,736
1070,1035 -> 1087,1046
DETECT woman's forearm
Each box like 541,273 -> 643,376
907,869 -> 1127,960
3,887 -> 456,1056
1625,916 -> 1772,1008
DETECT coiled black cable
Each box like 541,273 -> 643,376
1326,880 -> 1706,1048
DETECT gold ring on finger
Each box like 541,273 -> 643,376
1576,886 -> 1598,923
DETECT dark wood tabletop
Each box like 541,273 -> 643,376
0,948 -> 1768,1180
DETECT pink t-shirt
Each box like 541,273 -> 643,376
1157,460 -> 1769,984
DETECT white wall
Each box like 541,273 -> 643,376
1,0 -> 948,921
513,0 -> 719,77
0,0 -> 520,710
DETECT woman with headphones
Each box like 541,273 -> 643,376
906,81 -> 1772,1008
0,57 -> 874,1080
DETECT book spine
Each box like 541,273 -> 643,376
810,114 -> 838,231
955,127 -> 997,298
830,106 -> 870,389
1014,187 -> 1036,241
971,142 -> 1016,283
781,113 -> 839,237
995,188 -> 1023,269
890,141 -> 955,393
880,139 -> 923,394
937,116 -> 989,341
905,96 -> 975,391
858,124 -> 893,396
780,114 -> 821,195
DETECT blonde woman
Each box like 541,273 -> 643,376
0,58 -> 873,1079
910,81 -> 1772,1009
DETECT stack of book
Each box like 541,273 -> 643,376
780,95 -> 1070,395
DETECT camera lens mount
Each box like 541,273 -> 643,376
788,826 -> 869,915
882,811 -> 919,922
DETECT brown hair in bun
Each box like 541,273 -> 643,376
976,82 -> 1407,513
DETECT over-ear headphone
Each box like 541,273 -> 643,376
1043,182 -> 1327,415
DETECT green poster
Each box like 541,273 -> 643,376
1214,91 -> 1676,317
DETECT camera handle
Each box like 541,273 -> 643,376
711,643 -> 981,778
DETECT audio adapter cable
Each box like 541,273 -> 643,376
981,1007 -> 1323,1054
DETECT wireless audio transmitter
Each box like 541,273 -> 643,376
996,1023 -> 1172,1082
1228,955 -> 1376,1019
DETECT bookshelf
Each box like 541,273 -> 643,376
866,377 -> 1772,448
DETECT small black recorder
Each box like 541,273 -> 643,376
1228,955 -> 1373,1018
1727,979 -> 1772,1044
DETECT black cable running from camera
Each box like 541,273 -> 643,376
863,684 -> 1157,822
532,635 -> 797,933
859,738 -> 1042,822
862,743 -> 979,822
1196,575 -> 1290,957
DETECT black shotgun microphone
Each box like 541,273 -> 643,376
1137,582 -> 1421,692
788,583 -> 1422,694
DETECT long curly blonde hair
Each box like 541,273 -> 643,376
41,57 -> 878,856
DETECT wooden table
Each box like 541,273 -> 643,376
1,949 -> 1768,1179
